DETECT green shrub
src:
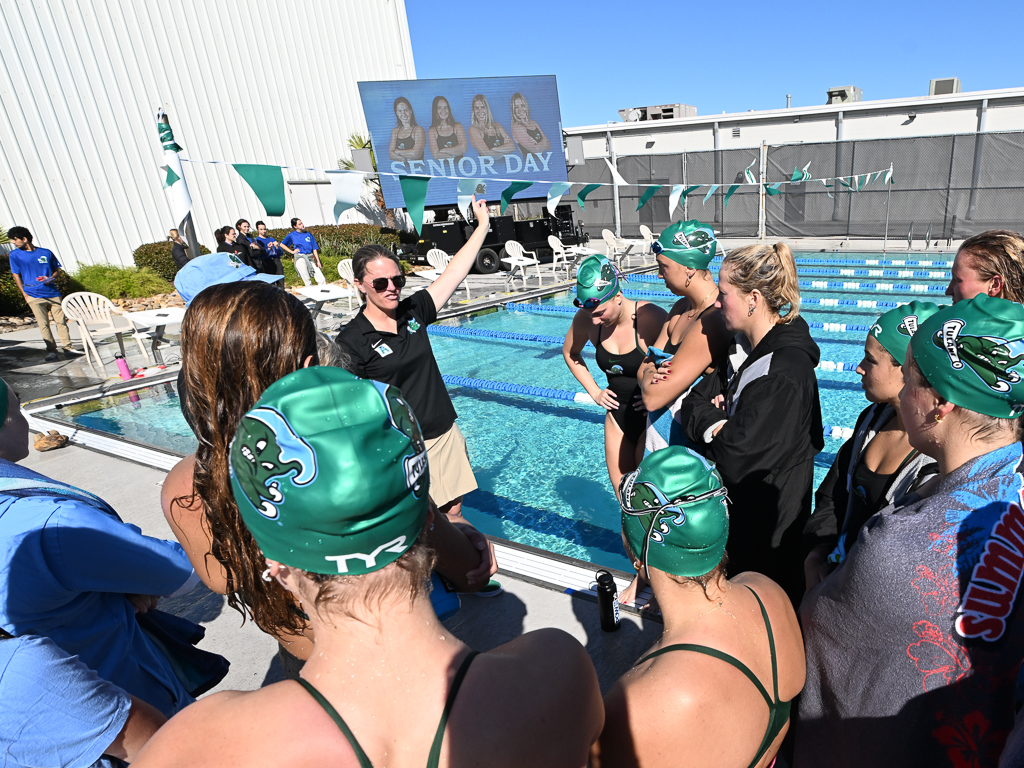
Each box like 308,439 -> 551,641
264,224 -> 400,252
133,240 -> 211,283
0,254 -> 27,315
73,265 -> 174,300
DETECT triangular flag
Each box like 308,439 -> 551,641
457,178 -> 487,220
820,179 -> 834,198
702,185 -> 720,204
546,182 -> 572,216
156,114 -> 191,226
162,165 -> 180,189
764,182 -> 783,196
603,157 -> 628,187
232,164 -> 286,216
744,158 -> 758,184
668,185 -> 684,216
791,162 -> 812,183
636,185 -> 662,212
884,167 -> 893,185
325,170 -> 365,223
723,184 -> 740,209
577,183 -> 602,209
398,175 -> 430,234
500,181 -> 533,214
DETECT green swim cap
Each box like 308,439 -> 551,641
654,219 -> 718,269
911,294 -> 1024,419
869,301 -> 942,364
229,366 -> 430,575
575,255 -> 620,307
620,446 -> 729,578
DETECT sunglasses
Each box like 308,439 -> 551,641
573,296 -> 603,310
370,274 -> 406,292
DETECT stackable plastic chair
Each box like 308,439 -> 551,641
337,259 -> 356,310
61,292 -> 151,372
418,249 -> 471,301
547,235 -> 577,280
501,240 -> 541,290
601,229 -> 627,267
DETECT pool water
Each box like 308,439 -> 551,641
34,252 -> 952,572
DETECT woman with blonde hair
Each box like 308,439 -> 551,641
677,242 -> 823,604
467,94 -> 516,157
945,229 -> 1024,304
509,92 -> 551,155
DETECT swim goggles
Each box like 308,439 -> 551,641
370,274 -> 406,292
651,241 -> 665,255
573,296 -> 603,310
619,486 -> 729,515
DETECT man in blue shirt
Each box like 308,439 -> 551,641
7,226 -> 77,361
280,218 -> 326,286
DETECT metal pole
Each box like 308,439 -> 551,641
967,98 -> 988,221
608,130 -> 621,237
882,165 -> 892,253
757,141 -> 767,241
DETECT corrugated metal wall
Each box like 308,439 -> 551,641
0,0 -> 414,270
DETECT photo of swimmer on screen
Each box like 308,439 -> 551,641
468,94 -> 516,157
428,95 -> 467,161
388,97 -> 426,162
509,92 -> 551,155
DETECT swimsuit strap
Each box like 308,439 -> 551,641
426,651 -> 479,768
295,677 -> 375,768
633,303 -> 642,350
637,643 -> 773,706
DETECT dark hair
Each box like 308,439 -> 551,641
7,226 -> 31,243
176,282 -> 319,636
958,230 -> 1024,304
290,218 -> 300,228
255,220 -> 266,228
235,219 -> 249,230
214,226 -> 234,245
431,95 -> 453,129
352,245 -> 402,301
394,97 -> 417,128
622,535 -> 729,600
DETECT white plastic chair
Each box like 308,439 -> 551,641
61,292 -> 151,372
547,235 -> 575,280
337,259 -> 356,310
502,240 -> 541,289
639,224 -> 657,253
601,229 -> 626,267
417,248 -> 471,301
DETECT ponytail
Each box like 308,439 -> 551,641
214,226 -> 229,246
722,242 -> 801,323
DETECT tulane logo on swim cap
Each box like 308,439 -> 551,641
620,472 -> 689,573
671,225 -> 715,254
933,318 -> 1024,393
897,314 -> 920,337
373,382 -> 428,498
230,407 -> 318,520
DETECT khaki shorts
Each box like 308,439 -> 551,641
425,422 -> 477,508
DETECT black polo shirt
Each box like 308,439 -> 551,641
335,290 -> 456,440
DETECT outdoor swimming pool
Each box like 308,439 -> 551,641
32,251 -> 953,572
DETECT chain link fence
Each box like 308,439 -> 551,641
566,130 -> 1024,241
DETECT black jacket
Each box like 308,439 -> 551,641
678,315 -> 824,603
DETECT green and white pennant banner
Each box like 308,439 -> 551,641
156,111 -> 192,228
743,158 -> 758,184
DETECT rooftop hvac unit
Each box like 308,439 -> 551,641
929,77 -> 962,96
825,86 -> 863,105
618,103 -> 696,122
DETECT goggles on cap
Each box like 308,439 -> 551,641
573,296 -> 604,310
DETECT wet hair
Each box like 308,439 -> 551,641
304,528 -> 434,620
393,97 -> 417,128
958,230 -> 1024,303
622,534 -> 729,600
214,226 -> 235,245
906,354 -> 1023,442
510,92 -> 531,126
351,245 -> 402,302
720,242 -> 801,323
471,94 -> 495,132
176,281 -> 318,636
7,226 -> 31,243
431,96 -> 454,129
235,219 -> 249,230
315,331 -> 352,370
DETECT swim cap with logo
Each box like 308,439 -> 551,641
654,219 -> 718,269
911,294 -> 1024,419
620,446 -> 730,578
575,255 -> 620,307
869,301 -> 942,364
229,366 -> 429,575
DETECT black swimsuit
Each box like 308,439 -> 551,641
526,126 -> 543,143
482,130 -> 504,149
595,310 -> 648,444
396,133 -> 414,150
436,129 -> 457,150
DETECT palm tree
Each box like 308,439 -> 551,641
339,133 -> 395,228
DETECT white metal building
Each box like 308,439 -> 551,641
0,0 -> 414,270
567,86 -> 1024,159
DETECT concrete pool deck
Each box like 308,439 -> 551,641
19,443 -> 663,693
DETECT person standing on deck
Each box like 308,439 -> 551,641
280,218 -> 325,286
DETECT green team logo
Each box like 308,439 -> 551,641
374,382 -> 428,497
897,314 -> 920,337
231,407 -> 318,520
408,318 -> 421,333
671,226 -> 716,255
620,474 -> 689,573
608,364 -> 624,375
933,319 -> 1024,393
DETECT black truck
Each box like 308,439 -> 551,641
410,204 -> 587,274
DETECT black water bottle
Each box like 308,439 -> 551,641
595,570 -> 621,632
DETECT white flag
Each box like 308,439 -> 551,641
156,113 -> 192,228
325,170 -> 365,222
546,182 -> 572,216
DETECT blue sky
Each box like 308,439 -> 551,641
407,0 -> 1023,127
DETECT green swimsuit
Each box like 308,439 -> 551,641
296,651 -> 479,768
637,588 -> 790,768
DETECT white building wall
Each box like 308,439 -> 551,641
0,0 -> 414,270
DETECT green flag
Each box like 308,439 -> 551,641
723,184 -> 740,209
764,182 -> 783,196
399,175 -> 431,234
232,164 -> 286,216
500,181 -> 533,214
163,165 -> 181,189
577,184 -> 602,209
636,185 -> 662,211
